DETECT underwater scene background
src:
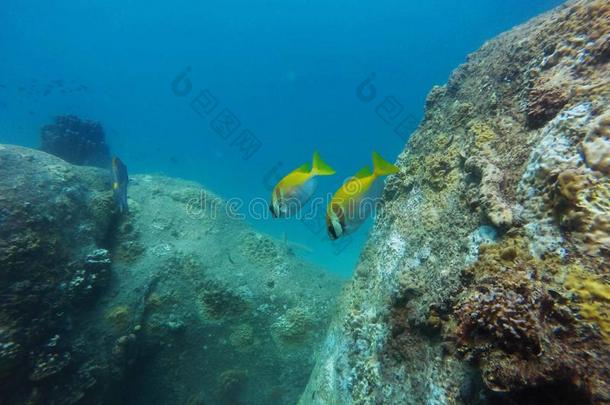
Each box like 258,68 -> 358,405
1,0 -> 562,274
2,1 -> 609,405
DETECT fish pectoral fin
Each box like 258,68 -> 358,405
312,151 -> 335,175
372,151 -> 398,176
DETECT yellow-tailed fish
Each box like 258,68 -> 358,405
326,152 -> 398,239
270,151 -> 335,217
112,157 -> 129,214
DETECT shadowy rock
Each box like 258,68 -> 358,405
0,144 -> 115,404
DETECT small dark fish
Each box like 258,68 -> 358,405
169,156 -> 179,164
112,157 -> 129,214
0,84 -> 6,90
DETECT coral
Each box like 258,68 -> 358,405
105,306 -> 131,331
465,155 -> 513,228
450,233 -> 610,400
29,351 -> 72,382
111,333 -> 139,375
217,369 -> 248,401
114,239 -> 146,263
0,339 -> 23,380
66,249 -> 111,301
526,72 -> 570,128
419,132 -> 461,191
199,279 -> 248,319
582,112 -> 610,175
229,323 -> 255,351
455,280 -> 543,355
555,167 -> 610,256
423,152 -> 456,191
564,269 -> 610,341
271,307 -> 313,344
518,103 -> 610,257
468,120 -> 497,150
583,137 -> 610,175
239,231 -> 285,268
40,115 -> 111,167
539,1 -> 610,71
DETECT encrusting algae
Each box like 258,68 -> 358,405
300,1 -> 610,404
565,269 -> 610,342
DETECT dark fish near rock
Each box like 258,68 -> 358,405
112,157 -> 129,213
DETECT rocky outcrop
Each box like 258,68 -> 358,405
0,145 -> 116,404
301,1 -> 609,404
0,145 -> 343,404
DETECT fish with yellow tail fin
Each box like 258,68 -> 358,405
326,151 -> 398,239
270,151 -> 336,218
111,157 -> 129,214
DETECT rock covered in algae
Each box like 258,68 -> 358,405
301,1 -> 609,404
0,144 -> 344,405
0,144 -> 115,404
113,174 -> 343,405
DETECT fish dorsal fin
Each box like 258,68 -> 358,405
354,166 -> 373,179
295,163 -> 312,173
312,151 -> 335,175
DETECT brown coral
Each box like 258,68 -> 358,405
198,279 -> 248,319
526,76 -> 570,128
451,234 -> 610,401
456,283 -> 544,355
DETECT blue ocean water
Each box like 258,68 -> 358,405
0,0 -> 563,275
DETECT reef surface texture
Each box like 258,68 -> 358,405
0,145 -> 343,405
301,1 -> 609,404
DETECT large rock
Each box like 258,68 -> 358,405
0,144 -> 344,404
301,1 -> 609,404
0,145 -> 116,403
108,174 -> 343,405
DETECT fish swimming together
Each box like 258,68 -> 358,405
326,152 -> 398,240
112,157 -> 129,214
270,151 -> 335,218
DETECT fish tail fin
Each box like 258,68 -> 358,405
311,151 -> 335,175
372,151 -> 398,177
